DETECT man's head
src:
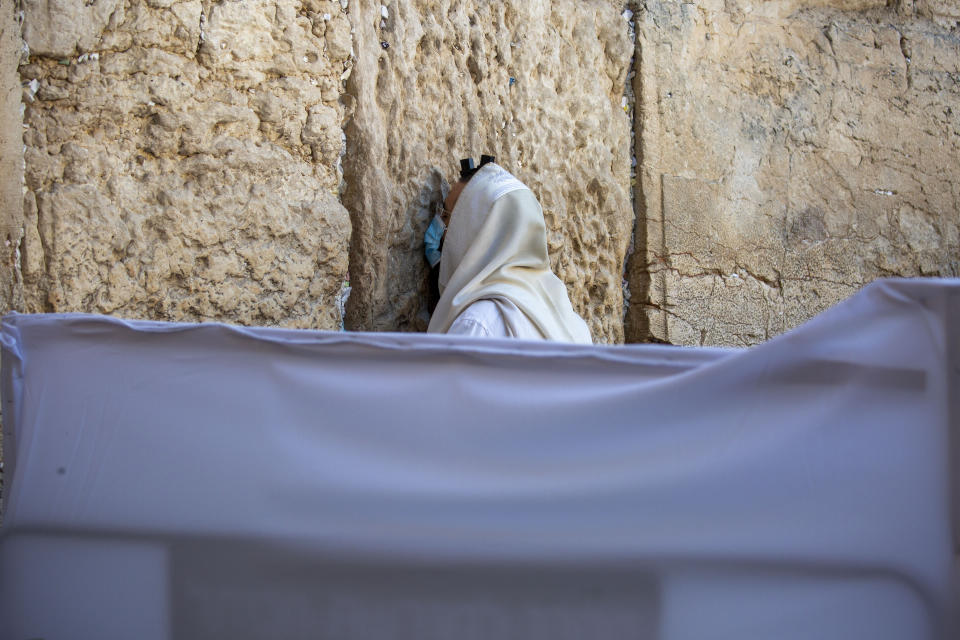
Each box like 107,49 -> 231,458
441,180 -> 466,226
441,155 -> 495,226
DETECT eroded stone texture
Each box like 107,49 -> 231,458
19,0 -> 351,328
343,0 -> 633,342
11,0 -> 960,346
626,0 -> 960,346
914,0 -> 960,29
21,0 -> 122,58
1,0 -> 24,313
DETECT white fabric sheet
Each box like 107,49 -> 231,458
1,278 -> 958,639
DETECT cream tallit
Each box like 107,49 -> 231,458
427,163 -> 592,343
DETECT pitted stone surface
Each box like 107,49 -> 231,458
17,0 -> 351,328
342,0 -> 634,342
1,0 -> 24,311
626,1 -> 960,346
4,0 -> 960,346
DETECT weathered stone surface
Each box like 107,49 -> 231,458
915,0 -> 960,29
626,1 -> 960,346
21,0 -> 122,58
343,0 -> 634,342
18,0 -> 351,329
6,0 -> 960,348
1,0 -> 23,314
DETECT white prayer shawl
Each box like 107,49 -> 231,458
428,164 -> 592,343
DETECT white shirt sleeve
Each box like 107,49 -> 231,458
447,299 -> 545,340
447,300 -> 507,337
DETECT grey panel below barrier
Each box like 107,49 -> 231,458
1,278 -> 958,639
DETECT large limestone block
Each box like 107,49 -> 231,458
1,0 -> 24,313
19,0 -> 352,329
343,0 -> 633,342
626,1 -> 960,345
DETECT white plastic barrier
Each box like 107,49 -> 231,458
1,278 -> 957,639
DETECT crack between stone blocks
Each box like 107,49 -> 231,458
897,29 -> 913,91
32,197 -> 54,311
653,262 -> 783,290
658,173 -> 668,341
821,22 -> 841,75
338,0 -> 365,332
621,0 -> 639,332
641,299 -> 682,322
196,3 -> 208,59
652,244 -> 785,287
780,274 -> 859,289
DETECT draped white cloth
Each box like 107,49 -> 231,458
1,278 -> 958,639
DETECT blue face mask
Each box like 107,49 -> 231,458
424,215 -> 446,268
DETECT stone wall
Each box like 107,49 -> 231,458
626,0 -> 960,345
1,0 -> 959,344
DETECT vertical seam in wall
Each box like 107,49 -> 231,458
340,0 -> 370,332
658,171 -> 668,341
620,1 -> 638,340
623,0 -> 654,344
